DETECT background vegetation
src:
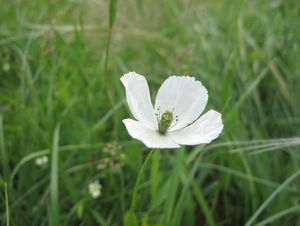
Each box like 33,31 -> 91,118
1,0 -> 300,225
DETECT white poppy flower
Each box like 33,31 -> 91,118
88,180 -> 102,198
121,72 -> 223,149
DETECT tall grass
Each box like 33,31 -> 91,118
49,125 -> 60,226
0,0 -> 300,225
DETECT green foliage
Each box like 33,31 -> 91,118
1,0 -> 300,225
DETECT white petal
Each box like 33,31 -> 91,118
169,110 -> 223,145
121,72 -> 157,129
123,119 -> 180,149
155,76 -> 208,131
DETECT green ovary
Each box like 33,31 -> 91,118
159,110 -> 173,134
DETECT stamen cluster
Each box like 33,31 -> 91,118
155,107 -> 178,134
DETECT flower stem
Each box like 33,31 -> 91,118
125,149 -> 157,226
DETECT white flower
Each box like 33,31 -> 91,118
88,180 -> 102,198
120,72 -> 224,149
35,155 -> 49,167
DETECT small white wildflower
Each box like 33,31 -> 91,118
88,180 -> 102,198
3,63 -> 10,72
35,156 -> 48,167
120,72 -> 224,148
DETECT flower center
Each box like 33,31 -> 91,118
159,111 -> 173,134
156,108 -> 178,135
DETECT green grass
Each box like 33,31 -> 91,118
1,0 -> 300,225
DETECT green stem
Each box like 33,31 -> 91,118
104,28 -> 112,76
49,125 -> 60,226
5,182 -> 9,226
125,149 -> 157,226
103,28 -> 118,139
0,116 -> 9,182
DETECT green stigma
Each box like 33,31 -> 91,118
159,110 -> 173,134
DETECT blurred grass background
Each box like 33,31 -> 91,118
1,0 -> 300,225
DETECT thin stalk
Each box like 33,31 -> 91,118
120,170 -> 126,226
49,125 -> 60,226
103,0 -> 118,104
0,116 -> 9,181
125,149 -> 157,226
103,27 -> 115,107
104,28 -> 112,76
103,28 -> 117,139
5,182 -> 10,226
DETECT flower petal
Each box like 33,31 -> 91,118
121,72 -> 157,129
169,110 -> 223,145
155,76 -> 208,131
123,119 -> 180,149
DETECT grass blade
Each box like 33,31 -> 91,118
109,0 -> 118,29
49,125 -> 60,226
164,150 -> 184,225
5,182 -> 10,226
254,206 -> 300,226
11,142 -> 106,180
0,116 -> 9,181
245,170 -> 300,226
198,163 -> 296,191
192,181 -> 217,226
